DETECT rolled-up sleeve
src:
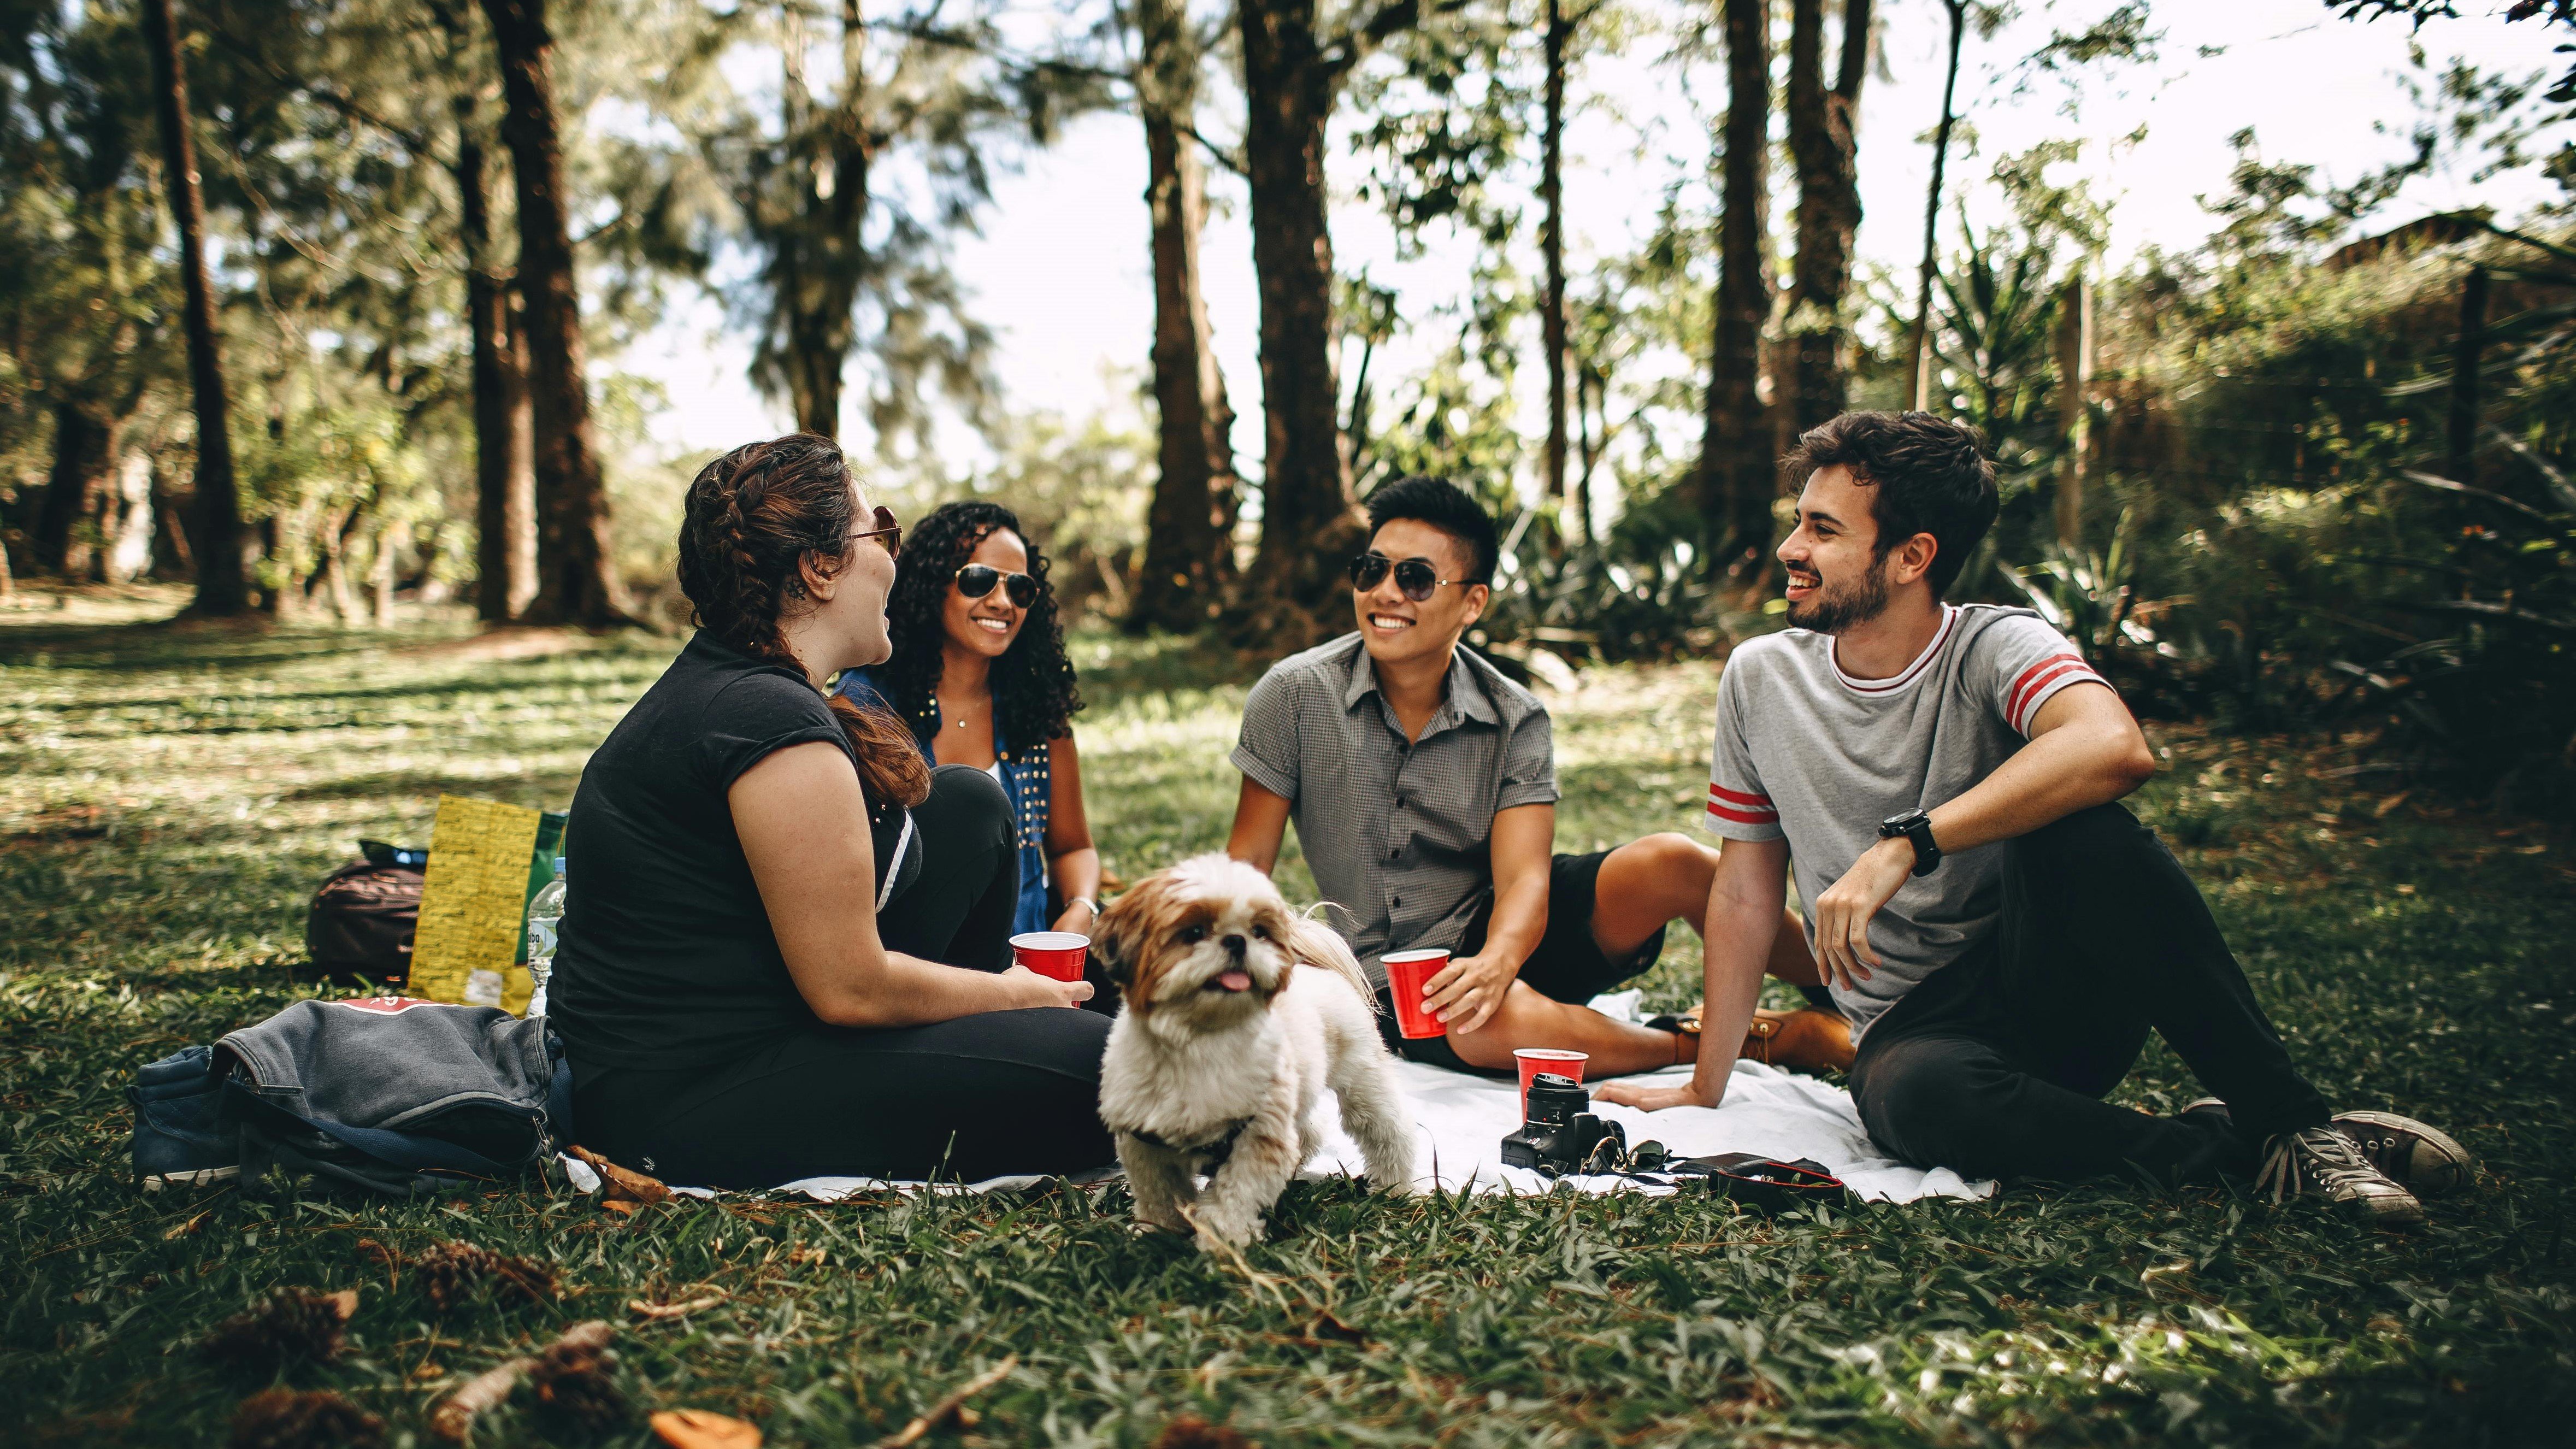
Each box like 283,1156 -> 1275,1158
1229,664 -> 1302,802
1495,707 -> 1560,811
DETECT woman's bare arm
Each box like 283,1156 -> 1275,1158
1043,732 -> 1102,931
730,741 -> 1087,1026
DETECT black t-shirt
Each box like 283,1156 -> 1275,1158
552,633 -> 906,1073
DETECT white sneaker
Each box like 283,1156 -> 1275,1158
2257,1126 -> 2425,1228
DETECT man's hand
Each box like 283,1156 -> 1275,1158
1593,1078 -> 1719,1112
1811,836 -> 1912,991
1421,950 -> 1518,1034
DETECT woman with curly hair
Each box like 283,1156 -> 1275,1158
549,435 -> 1113,1188
835,500 -> 1103,943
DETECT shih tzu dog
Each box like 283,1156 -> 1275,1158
1093,855 -> 1418,1251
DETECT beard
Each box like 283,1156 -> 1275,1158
1784,558 -> 1892,635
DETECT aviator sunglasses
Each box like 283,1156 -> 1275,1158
849,504 -> 903,558
1348,551 -> 1472,603
956,563 -> 1039,609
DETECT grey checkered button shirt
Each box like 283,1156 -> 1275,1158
1230,633 -> 1560,988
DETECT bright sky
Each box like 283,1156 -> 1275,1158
617,0 -> 2558,468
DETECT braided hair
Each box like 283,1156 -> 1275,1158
874,500 -> 1083,759
676,433 -> 932,811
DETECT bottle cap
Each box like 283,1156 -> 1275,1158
552,856 -> 566,874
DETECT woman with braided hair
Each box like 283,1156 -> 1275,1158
549,433 -> 1114,1188
835,501 -> 1101,947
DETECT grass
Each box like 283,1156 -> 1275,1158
3,587 -> 2574,1447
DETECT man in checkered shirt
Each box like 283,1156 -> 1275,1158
1224,475 -> 1847,1077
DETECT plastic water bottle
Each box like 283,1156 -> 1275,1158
525,857 -> 566,1017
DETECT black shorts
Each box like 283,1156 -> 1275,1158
1372,849 -> 1670,1073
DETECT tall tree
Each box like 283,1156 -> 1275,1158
1696,0 -> 1771,573
1128,0 -> 1241,632
1234,0 -> 1426,639
1905,0 -> 1967,411
454,111 -> 537,621
1781,0 -> 1872,438
139,0 -> 249,614
751,0 -> 873,437
1538,0 -> 1573,545
479,0 -> 628,626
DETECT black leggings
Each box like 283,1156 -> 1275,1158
1849,803 -> 2331,1186
573,765 -> 1113,1187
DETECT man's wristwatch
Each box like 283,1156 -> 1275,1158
1066,896 -> 1100,918
1878,809 -> 1942,876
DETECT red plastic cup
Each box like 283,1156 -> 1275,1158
1010,931 -> 1090,982
1381,949 -> 1451,1040
1514,1049 -> 1588,1116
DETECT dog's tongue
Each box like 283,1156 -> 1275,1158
1217,969 -> 1253,992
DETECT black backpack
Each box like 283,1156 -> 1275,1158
303,841 -> 426,986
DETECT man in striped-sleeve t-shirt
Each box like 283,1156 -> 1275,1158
1602,411 -> 2467,1226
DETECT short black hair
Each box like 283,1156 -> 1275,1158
1363,475 -> 1499,584
1785,411 -> 1999,594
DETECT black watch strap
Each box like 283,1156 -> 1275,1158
1878,809 -> 1941,876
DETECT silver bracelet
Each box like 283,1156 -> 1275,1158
1066,896 -> 1100,917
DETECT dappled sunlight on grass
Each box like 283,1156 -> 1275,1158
3,614 -> 2571,1444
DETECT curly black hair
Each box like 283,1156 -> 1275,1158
875,500 -> 1083,757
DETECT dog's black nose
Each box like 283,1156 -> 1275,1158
1220,933 -> 1247,959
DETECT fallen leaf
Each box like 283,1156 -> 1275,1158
164,1209 -> 211,1240
569,1145 -> 670,1204
1302,1310 -> 1366,1344
2373,791 -> 2410,818
602,1199 -> 639,1217
652,1407 -> 763,1449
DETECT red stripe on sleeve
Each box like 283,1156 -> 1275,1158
1707,783 -> 1772,807
2009,661 -> 2103,731
2005,653 -> 2085,717
1706,803 -> 1781,826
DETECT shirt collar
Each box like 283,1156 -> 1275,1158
1341,641 -> 1499,728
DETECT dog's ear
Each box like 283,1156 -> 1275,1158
1092,886 -> 1148,990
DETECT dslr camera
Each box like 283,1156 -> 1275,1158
1501,1073 -> 1629,1175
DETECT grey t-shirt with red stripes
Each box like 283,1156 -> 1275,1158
1703,604 -> 2109,1039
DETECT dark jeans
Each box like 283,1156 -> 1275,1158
573,764 -> 1113,1187
1849,803 -> 2330,1185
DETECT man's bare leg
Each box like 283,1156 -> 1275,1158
1440,834 -> 1818,1074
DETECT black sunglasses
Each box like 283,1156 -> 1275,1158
956,563 -> 1039,609
850,504 -> 902,559
1348,551 -> 1472,603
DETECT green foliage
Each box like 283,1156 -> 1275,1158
3,616 -> 2575,1444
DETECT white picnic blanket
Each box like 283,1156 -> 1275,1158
564,996 -> 1991,1205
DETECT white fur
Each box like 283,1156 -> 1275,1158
1096,856 -> 1418,1252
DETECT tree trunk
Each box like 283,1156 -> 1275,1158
1236,0 -> 1364,641
1906,0 -> 1966,412
1129,0 -> 1240,634
768,0 -> 874,439
2447,264 -> 2486,488
2053,272 -> 2092,550
457,125 -> 539,623
139,0 -> 249,615
149,458 -> 193,578
480,0 -> 630,627
1782,0 -> 1872,439
36,403 -> 114,578
107,447 -> 155,582
1697,0 -> 1773,573
1541,0 -> 1571,555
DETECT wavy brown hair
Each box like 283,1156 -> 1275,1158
677,433 -> 932,811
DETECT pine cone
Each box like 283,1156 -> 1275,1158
228,1389 -> 384,1449
1152,1416 -> 1258,1449
203,1289 -> 357,1372
413,1241 -> 558,1311
529,1334 -> 629,1433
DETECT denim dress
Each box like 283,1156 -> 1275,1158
834,669 -> 1053,936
